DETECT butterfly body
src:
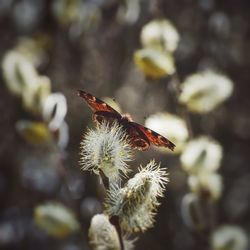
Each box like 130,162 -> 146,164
78,90 -> 175,151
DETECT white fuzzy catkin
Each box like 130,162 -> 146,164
212,225 -> 248,250
140,19 -> 180,53
179,71 -> 234,113
89,214 -> 121,250
188,172 -> 223,201
80,122 -> 133,181
180,136 -> 223,174
34,202 -> 80,238
106,160 -> 168,232
89,214 -> 135,250
181,193 -> 205,230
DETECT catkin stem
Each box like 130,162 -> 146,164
99,169 -> 124,250
110,215 -> 124,250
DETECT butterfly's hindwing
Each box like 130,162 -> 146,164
131,122 -> 175,151
124,122 -> 150,151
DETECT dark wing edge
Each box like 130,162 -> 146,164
131,122 -> 176,151
77,90 -> 120,114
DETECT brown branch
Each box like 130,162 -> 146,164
109,215 -> 124,250
99,169 -> 124,250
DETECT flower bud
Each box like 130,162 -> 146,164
180,136 -> 223,174
2,50 -> 52,114
188,172 -> 223,201
80,122 -> 133,181
42,93 -> 67,131
116,0 -> 140,25
16,120 -> 51,145
179,71 -> 234,113
140,19 -> 180,53
22,75 -> 51,114
34,202 -> 80,238
106,160 -> 168,232
2,51 -> 39,96
212,225 -> 248,250
89,214 -> 121,250
134,48 -> 175,79
181,193 -> 206,230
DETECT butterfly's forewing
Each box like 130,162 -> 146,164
131,122 -> 176,151
78,90 -> 120,115
124,122 -> 150,151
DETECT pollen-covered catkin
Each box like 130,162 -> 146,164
80,122 -> 133,181
106,160 -> 168,232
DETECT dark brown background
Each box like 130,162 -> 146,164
0,0 -> 250,249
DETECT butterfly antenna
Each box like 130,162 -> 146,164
77,90 -> 82,96
77,89 -> 86,97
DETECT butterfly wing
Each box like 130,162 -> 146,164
130,122 -> 175,151
124,122 -> 150,151
92,110 -> 150,151
77,90 -> 175,151
93,111 -> 121,124
77,90 -> 120,115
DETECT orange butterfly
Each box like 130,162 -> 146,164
78,90 -> 175,151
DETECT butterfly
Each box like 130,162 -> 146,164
77,90 -> 175,151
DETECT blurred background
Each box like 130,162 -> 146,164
0,0 -> 250,249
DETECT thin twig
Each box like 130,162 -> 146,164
110,215 -> 124,250
99,169 -> 124,250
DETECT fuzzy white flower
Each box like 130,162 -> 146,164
106,160 -> 168,232
2,50 -> 52,114
134,48 -> 175,79
181,193 -> 205,230
145,112 -> 189,153
180,136 -> 223,174
21,75 -> 51,114
179,71 -> 234,113
116,0 -> 140,25
188,172 -> 223,201
16,120 -> 51,145
42,93 -> 67,130
15,36 -> 48,67
89,214 -> 134,250
56,121 -> 69,150
141,19 -> 180,53
89,214 -> 120,250
212,225 -> 248,250
2,51 -> 39,96
34,202 -> 80,238
80,122 -> 133,181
